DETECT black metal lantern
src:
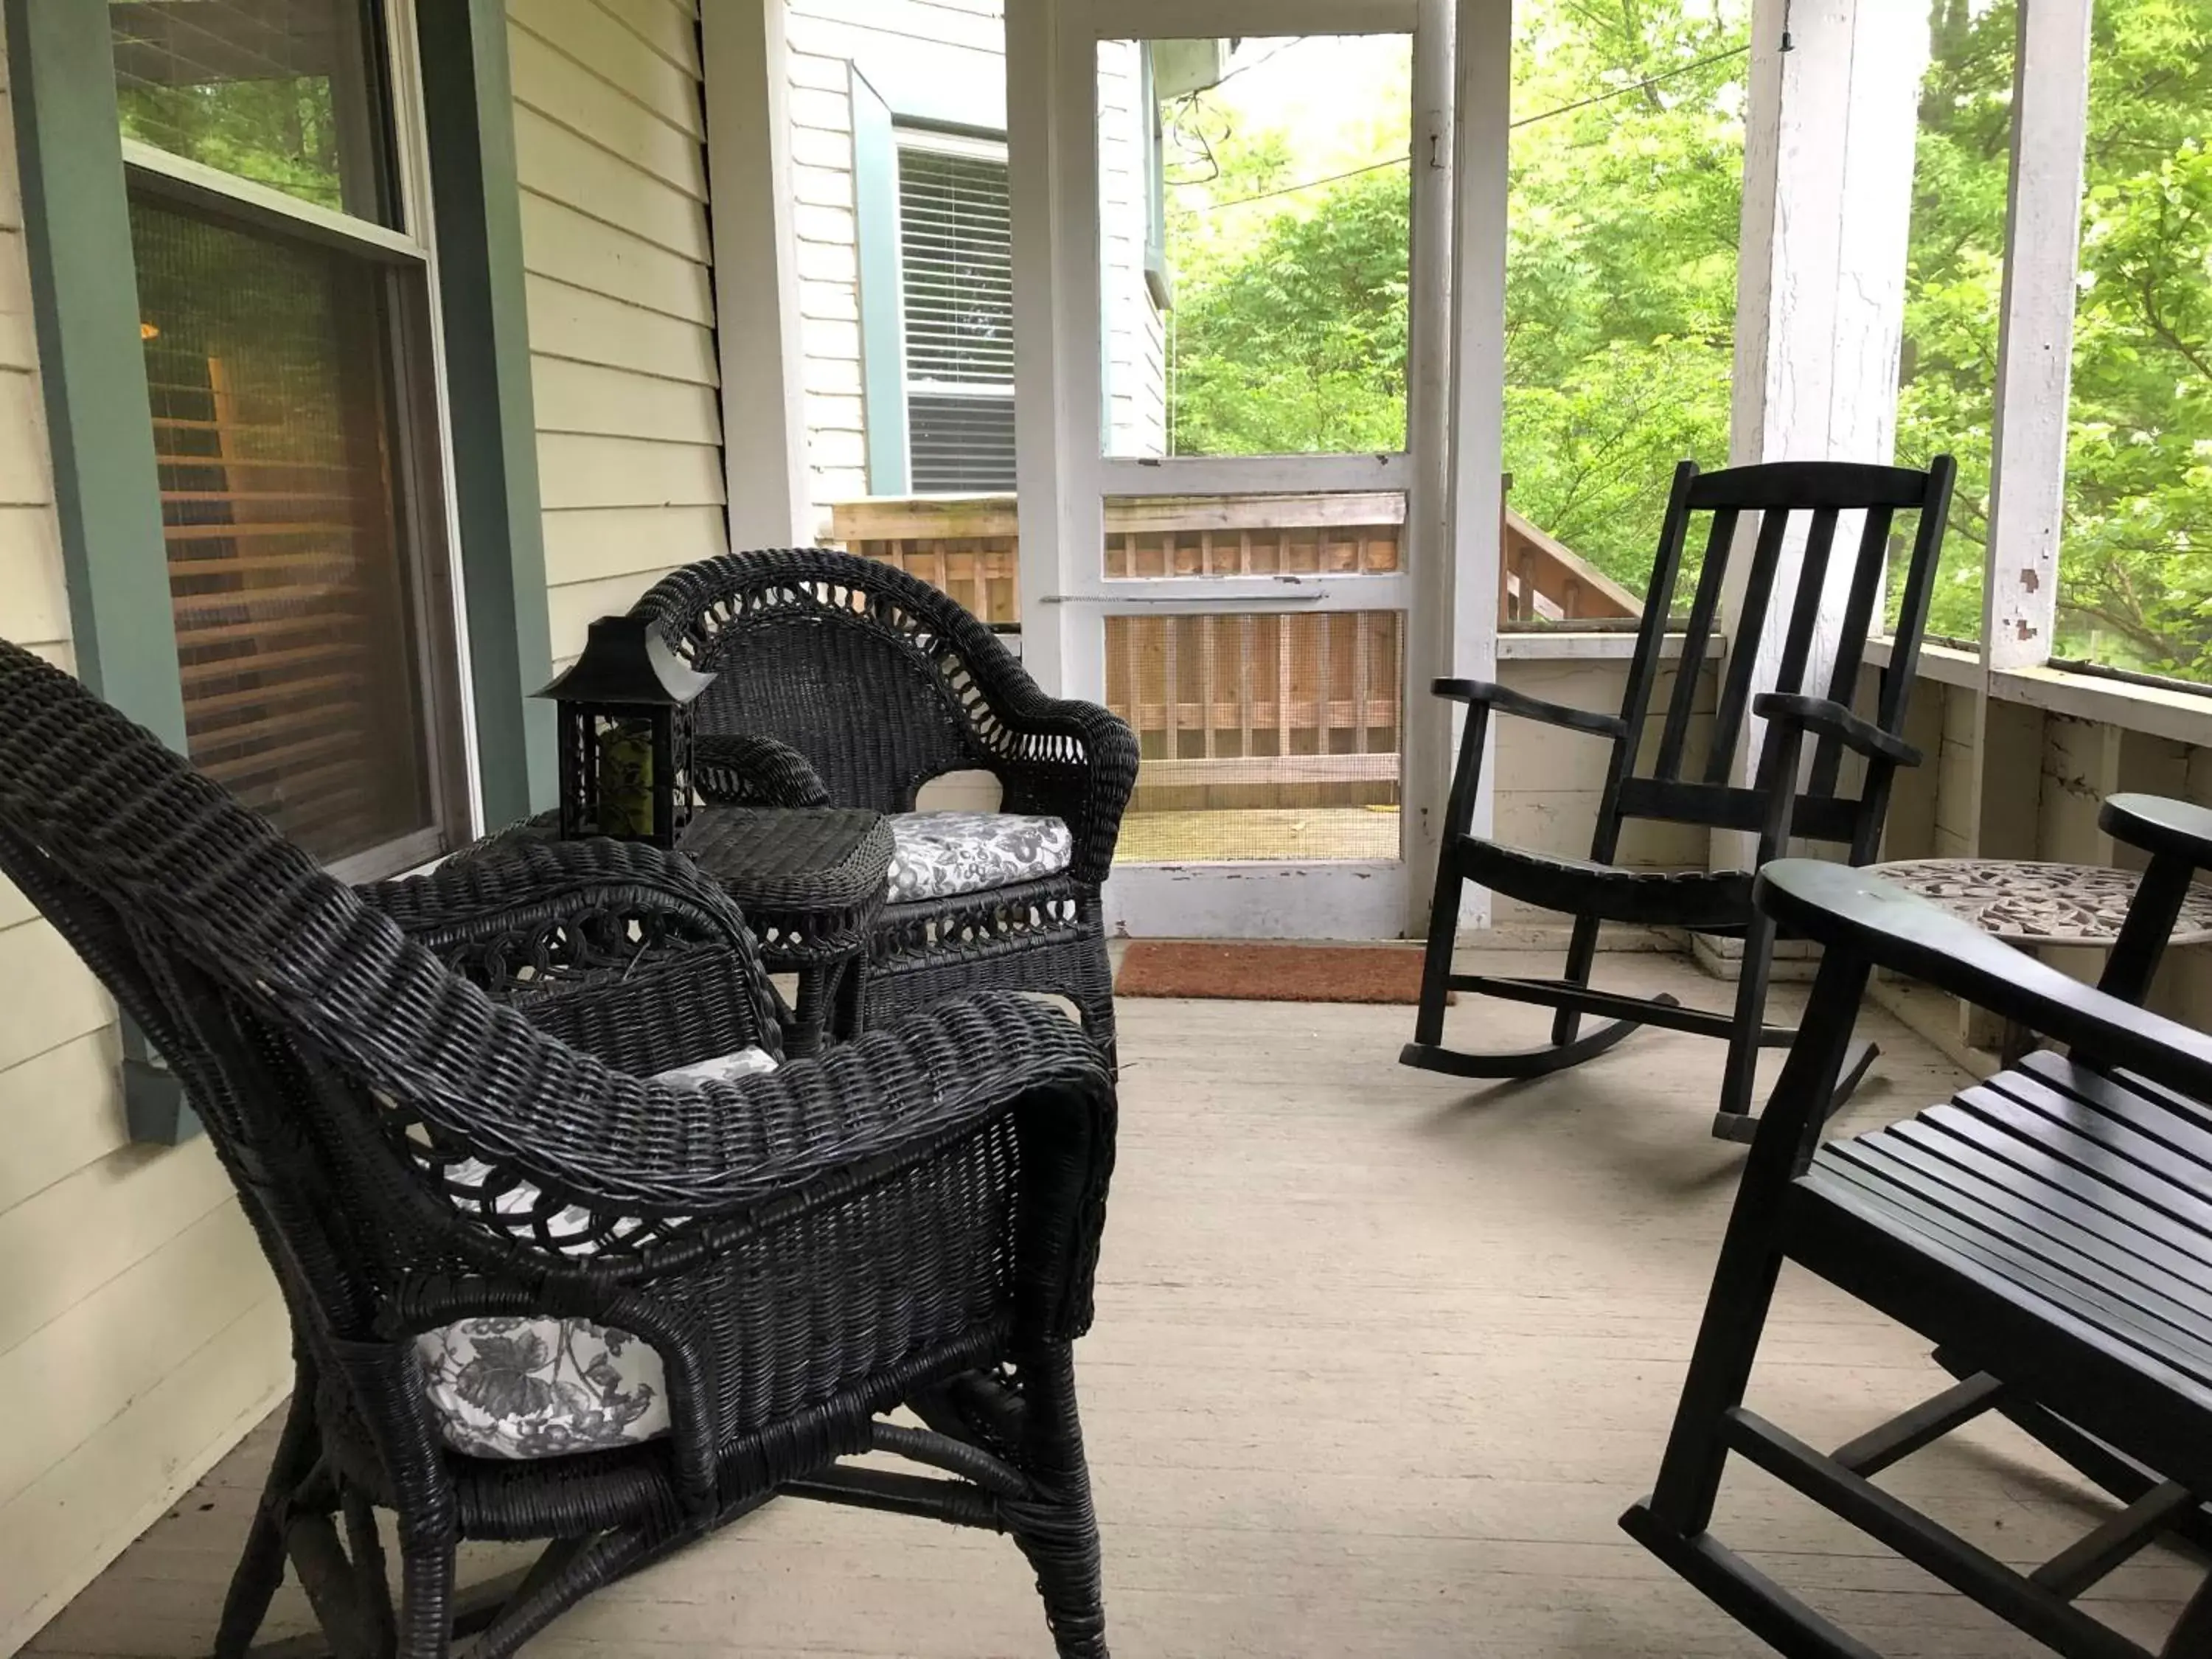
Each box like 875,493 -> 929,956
534,614 -> 714,848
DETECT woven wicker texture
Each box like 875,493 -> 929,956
637,550 -> 1139,1069
0,637 -> 1118,1658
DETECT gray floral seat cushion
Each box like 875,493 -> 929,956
414,1046 -> 777,1460
886,812 -> 1074,903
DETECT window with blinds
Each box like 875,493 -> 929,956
112,0 -> 462,876
897,139 -> 1016,492
132,198 -> 438,865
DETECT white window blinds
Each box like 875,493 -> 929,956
897,140 -> 1015,492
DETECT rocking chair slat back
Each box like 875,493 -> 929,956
1617,463 -> 1703,751
1651,492 -> 1735,781
1702,506 -> 1798,785
1806,505 -> 1902,799
1609,456 -> 1956,848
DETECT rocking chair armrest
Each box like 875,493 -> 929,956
1756,859 -> 2212,1105
1430,678 -> 1629,742
2100,793 -> 2212,870
1752,693 -> 1921,768
692,733 -> 833,808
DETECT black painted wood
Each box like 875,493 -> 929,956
1626,846 -> 2212,1658
1403,456 -> 1958,1144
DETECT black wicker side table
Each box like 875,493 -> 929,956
676,807 -> 893,1054
470,807 -> 893,1057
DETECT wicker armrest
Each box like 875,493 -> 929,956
978,681 -> 1140,886
399,992 -> 1115,1332
358,835 -> 787,1071
694,732 -> 832,808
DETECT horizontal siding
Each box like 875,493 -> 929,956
0,41 -> 290,1657
783,4 -> 1165,502
540,503 -> 726,588
509,0 -> 726,660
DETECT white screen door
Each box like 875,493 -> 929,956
1012,0 -> 1472,939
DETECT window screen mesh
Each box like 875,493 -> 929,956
132,194 -> 434,863
1106,610 -> 1403,862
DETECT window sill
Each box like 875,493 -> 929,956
1496,630 -> 1691,662
1864,636 -> 2212,746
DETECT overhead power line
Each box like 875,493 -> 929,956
1508,43 -> 1750,130
1186,41 -> 1752,211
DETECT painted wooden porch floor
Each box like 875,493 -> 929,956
26,951 -> 2199,1658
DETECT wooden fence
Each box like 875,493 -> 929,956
827,494 -> 1405,812
826,489 -> 1633,811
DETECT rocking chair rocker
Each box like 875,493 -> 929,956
1402,456 -> 1957,1141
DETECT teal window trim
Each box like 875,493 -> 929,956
6,0 -> 553,1140
5,0 -> 187,746
417,0 -> 554,821
8,0 -> 196,1144
850,66 -> 909,497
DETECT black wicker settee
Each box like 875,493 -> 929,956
0,639 -> 1118,1658
635,550 -> 1139,1069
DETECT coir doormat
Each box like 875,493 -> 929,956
1113,941 -> 1447,1006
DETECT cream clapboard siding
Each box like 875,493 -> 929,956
0,40 -> 290,1659
785,0 -> 1164,507
509,0 -> 726,662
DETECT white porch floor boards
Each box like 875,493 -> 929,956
25,950 -> 2200,1658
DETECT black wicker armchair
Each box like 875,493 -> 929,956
636,549 -> 1139,1068
0,639 -> 1118,1658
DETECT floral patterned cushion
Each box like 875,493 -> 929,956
416,1318 -> 667,1461
414,1046 -> 777,1460
885,812 -> 1074,902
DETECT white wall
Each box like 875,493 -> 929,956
0,38 -> 292,1655
508,0 -> 727,661
785,0 -> 1166,507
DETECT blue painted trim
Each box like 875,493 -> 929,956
417,0 -> 557,818
851,66 -> 910,496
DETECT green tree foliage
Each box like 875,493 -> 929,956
118,78 -> 351,215
1166,4 -> 1749,597
1897,0 -> 2212,673
1169,0 -> 2212,680
2048,0 -> 2212,675
1890,0 -> 2015,639
1500,0 -> 1747,594
1169,164 -> 1413,455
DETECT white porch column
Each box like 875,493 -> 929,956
1418,0 -> 1506,936
702,0 -> 814,548
1006,0 -> 1100,700
1718,0 -> 1928,860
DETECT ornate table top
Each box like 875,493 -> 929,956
1863,858 -> 2212,947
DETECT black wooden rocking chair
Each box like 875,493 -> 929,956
1402,457 -> 1956,1141
1622,832 -> 2212,1657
